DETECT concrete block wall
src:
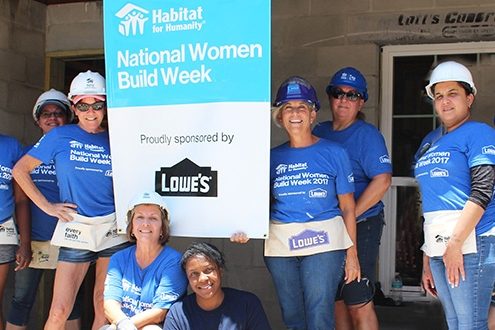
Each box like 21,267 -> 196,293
46,2 -> 103,52
2,0 -> 495,328
0,0 -> 46,144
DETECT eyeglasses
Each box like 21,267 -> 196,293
329,88 -> 362,102
39,111 -> 66,119
75,101 -> 106,112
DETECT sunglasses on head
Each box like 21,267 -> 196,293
329,88 -> 362,102
39,111 -> 66,119
75,101 -> 106,112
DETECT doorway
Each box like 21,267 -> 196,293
379,42 -> 495,299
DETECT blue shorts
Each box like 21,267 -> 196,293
58,242 -> 131,263
356,212 -> 385,283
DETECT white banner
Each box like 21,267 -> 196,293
103,0 -> 270,238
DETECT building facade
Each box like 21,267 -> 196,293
2,0 -> 495,328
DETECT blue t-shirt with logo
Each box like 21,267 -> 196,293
24,144 -> 60,241
104,245 -> 188,317
313,120 -> 392,220
414,121 -> 495,235
270,139 -> 354,223
0,134 -> 23,223
28,124 -> 114,217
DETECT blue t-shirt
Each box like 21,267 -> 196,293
164,287 -> 272,330
414,121 -> 495,235
313,120 -> 392,220
270,139 -> 354,223
104,245 -> 187,317
24,144 -> 60,240
0,134 -> 23,223
28,124 -> 114,217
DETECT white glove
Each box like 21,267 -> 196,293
116,318 -> 137,330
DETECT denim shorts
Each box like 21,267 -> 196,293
58,242 -> 131,263
0,244 -> 17,264
356,212 -> 385,283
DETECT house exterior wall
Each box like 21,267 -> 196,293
0,0 -> 46,143
2,0 -> 495,328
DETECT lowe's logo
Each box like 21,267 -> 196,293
289,229 -> 329,251
115,3 -> 149,36
379,155 -> 391,164
482,145 -> 495,155
309,188 -> 327,198
430,167 -> 449,178
155,158 -> 217,197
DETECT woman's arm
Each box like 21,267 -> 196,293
13,154 -> 76,221
13,181 -> 31,271
104,300 -> 166,329
443,201 -> 484,287
355,173 -> 391,218
130,308 -> 167,328
443,165 -> 494,287
421,254 -> 437,297
338,192 -> 360,283
104,299 -> 132,328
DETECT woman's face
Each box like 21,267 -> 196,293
131,204 -> 163,244
72,97 -> 106,133
329,85 -> 364,124
37,104 -> 68,134
185,255 -> 223,304
433,81 -> 473,132
278,100 -> 316,133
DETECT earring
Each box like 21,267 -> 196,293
130,233 -> 135,238
159,234 -> 164,239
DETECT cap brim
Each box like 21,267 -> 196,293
72,94 -> 106,105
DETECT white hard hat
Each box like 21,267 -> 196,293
127,191 -> 168,213
425,61 -> 477,99
68,70 -> 106,103
32,88 -> 73,122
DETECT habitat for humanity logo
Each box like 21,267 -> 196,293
115,3 -> 149,36
155,158 -> 217,197
115,3 -> 205,36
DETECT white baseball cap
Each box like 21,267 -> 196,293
127,191 -> 168,213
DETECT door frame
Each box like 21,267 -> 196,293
379,41 -> 495,298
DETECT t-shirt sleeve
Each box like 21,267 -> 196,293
467,124 -> 495,167
152,255 -> 188,309
361,129 -> 392,178
28,130 -> 59,165
104,252 -> 125,303
163,304 -> 183,330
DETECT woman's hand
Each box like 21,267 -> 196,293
230,232 -> 250,244
344,247 -> 361,284
14,242 -> 32,271
47,202 -> 78,222
421,254 -> 437,297
443,241 -> 464,288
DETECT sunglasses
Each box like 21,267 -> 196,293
39,111 -> 66,119
329,88 -> 362,102
75,101 -> 106,112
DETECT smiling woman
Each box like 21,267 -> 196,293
164,242 -> 271,330
102,191 -> 187,330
